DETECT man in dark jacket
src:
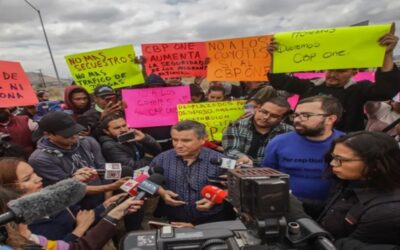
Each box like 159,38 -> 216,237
267,26 -> 400,132
99,112 -> 162,171
29,111 -> 127,209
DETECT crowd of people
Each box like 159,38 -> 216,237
0,28 -> 399,250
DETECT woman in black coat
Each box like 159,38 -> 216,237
317,131 -> 400,249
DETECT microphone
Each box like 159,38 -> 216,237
148,166 -> 164,175
210,157 -> 253,169
200,185 -> 228,204
0,179 -> 86,225
101,173 -> 149,217
134,173 -> 164,200
96,164 -> 133,180
102,173 -> 164,217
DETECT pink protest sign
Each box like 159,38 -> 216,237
287,95 -> 299,110
122,86 -> 191,127
294,71 -> 375,82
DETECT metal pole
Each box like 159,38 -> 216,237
38,69 -> 46,88
24,0 -> 61,86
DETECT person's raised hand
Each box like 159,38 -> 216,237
379,23 -> 399,54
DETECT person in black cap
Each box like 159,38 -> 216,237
77,85 -> 124,139
28,111 -> 129,209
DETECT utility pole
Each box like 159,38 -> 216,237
24,0 -> 61,85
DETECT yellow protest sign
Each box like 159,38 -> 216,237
65,44 -> 144,93
272,24 -> 391,73
207,36 -> 272,81
177,100 -> 246,141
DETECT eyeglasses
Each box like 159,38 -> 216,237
257,109 -> 283,119
290,113 -> 331,121
330,153 -> 363,166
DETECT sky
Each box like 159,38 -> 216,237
1,0 -> 400,79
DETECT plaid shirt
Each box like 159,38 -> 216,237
222,117 -> 293,166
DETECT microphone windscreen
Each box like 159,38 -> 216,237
209,158 -> 222,166
201,185 -> 228,204
8,179 -> 86,224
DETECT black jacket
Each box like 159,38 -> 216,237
317,183 -> 400,247
99,134 -> 161,170
268,66 -> 400,132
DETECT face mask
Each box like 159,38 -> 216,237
0,111 -> 10,123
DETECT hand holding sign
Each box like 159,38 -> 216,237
272,24 -> 391,73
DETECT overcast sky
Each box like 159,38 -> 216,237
1,0 -> 399,79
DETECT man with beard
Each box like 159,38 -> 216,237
262,96 -> 344,202
267,25 -> 400,132
222,97 -> 292,167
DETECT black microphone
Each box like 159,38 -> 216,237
0,179 -> 86,225
148,166 -> 164,175
210,157 -> 253,169
133,173 -> 164,200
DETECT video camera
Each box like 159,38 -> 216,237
120,168 -> 335,250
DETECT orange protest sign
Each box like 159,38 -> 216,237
142,42 -> 207,79
206,35 -> 272,81
0,61 -> 39,108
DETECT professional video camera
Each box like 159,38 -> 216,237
121,168 -> 335,250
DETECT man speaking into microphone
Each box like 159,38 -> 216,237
150,120 -> 235,225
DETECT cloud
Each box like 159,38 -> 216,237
0,0 -> 399,78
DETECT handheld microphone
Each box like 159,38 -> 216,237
148,166 -> 164,176
200,185 -> 228,204
134,173 -> 164,200
101,173 -> 149,217
0,179 -> 86,225
96,164 -> 133,180
102,173 -> 164,217
210,157 -> 253,169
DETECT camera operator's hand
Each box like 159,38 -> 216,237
195,198 -> 215,212
159,188 -> 186,207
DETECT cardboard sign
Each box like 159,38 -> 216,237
206,35 -> 272,81
177,100 -> 246,141
142,42 -> 207,79
65,44 -> 144,93
272,24 -> 391,73
0,61 -> 39,108
122,86 -> 191,128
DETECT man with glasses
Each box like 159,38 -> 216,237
222,97 -> 292,167
262,96 -> 344,203
29,111 -> 128,209
267,26 -> 399,132
150,120 -> 235,225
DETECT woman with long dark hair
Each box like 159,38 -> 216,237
318,131 -> 400,247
